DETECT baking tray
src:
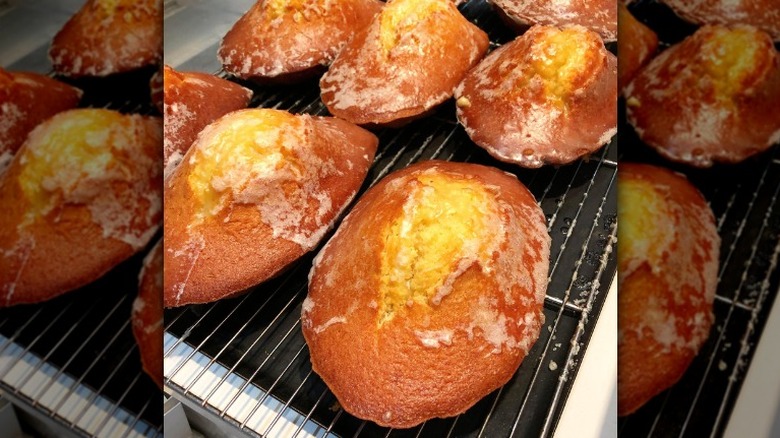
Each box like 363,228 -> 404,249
618,1 -> 780,436
163,0 -> 617,437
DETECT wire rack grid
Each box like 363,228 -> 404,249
1,3 -> 164,430
618,1 -> 780,436
163,0 -> 618,437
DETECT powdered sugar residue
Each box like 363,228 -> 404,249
49,0 -> 162,77
313,316 -> 347,334
16,110 -> 161,250
187,111 -> 341,250
320,0 -> 487,123
414,328 -> 454,348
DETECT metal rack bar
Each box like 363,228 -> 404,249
120,396 -> 157,438
0,301 -> 75,378
619,3 -> 780,435
217,315 -> 303,421
12,300 -> 103,402
542,219 -> 618,436
163,1 -> 618,437
239,335 -> 308,429
69,323 -> 138,428
477,389 -> 503,438
48,312 -> 133,418
28,295 -> 126,407
511,160 -> 616,435
675,161 -> 774,435
164,301 -> 226,359
94,372 -> 144,435
290,385 -> 330,438
683,165 -> 780,438
260,369 -> 315,435
0,307 -> 43,355
193,274 -> 307,405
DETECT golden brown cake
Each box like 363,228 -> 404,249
0,69 -> 82,174
492,0 -> 617,42
618,163 -> 719,416
162,65 -> 253,178
303,160 -> 550,428
618,3 -> 659,92
662,0 -> 780,41
133,239 -> 163,389
219,0 -> 383,83
626,25 -> 780,167
164,109 -> 378,307
454,25 -> 617,168
0,109 -> 163,306
320,0 -> 489,126
49,0 -> 162,77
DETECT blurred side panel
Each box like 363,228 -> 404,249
0,0 -> 163,437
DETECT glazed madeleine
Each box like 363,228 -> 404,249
49,0 -> 162,77
164,109 -> 378,307
219,0 -> 383,83
133,239 -> 163,389
618,3 -> 658,92
492,0 -> 617,42
162,65 -> 253,178
0,69 -> 82,174
455,25 -> 617,168
662,0 -> 780,41
618,163 -> 719,416
320,0 -> 489,126
0,109 -> 162,306
626,25 -> 780,166
303,160 -> 550,428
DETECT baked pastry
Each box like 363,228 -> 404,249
454,25 -> 617,168
618,3 -> 658,92
618,163 -> 719,416
661,0 -> 780,41
0,69 -> 82,174
133,239 -> 163,389
219,0 -> 383,83
320,0 -> 489,127
162,65 -> 253,178
492,0 -> 617,42
625,25 -> 780,167
49,0 -> 162,77
164,109 -> 378,307
0,109 -> 162,306
303,160 -> 550,428
150,66 -> 163,113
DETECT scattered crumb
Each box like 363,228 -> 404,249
549,360 -> 558,371
718,360 -> 727,371
329,401 -> 341,412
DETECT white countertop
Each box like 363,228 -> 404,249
555,279 -> 617,438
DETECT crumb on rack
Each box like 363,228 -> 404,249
456,96 -> 472,108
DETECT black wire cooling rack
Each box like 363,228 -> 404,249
163,1 -> 618,436
0,2 -> 163,435
619,1 -> 780,436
